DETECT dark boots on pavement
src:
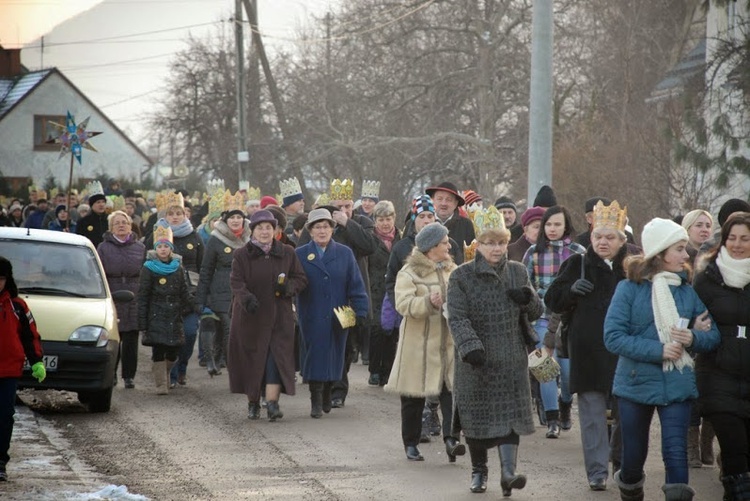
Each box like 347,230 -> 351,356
559,398 -> 573,431
199,317 -> 221,376
468,445 -> 488,493
309,382 -> 323,418
266,400 -> 283,422
499,444 -> 526,497
545,410 -> 561,438
444,437 -> 466,463
662,483 -> 695,500
614,471 -> 645,501
722,472 -> 750,501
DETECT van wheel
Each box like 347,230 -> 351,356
78,387 -> 113,413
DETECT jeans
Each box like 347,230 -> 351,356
617,397 -> 692,485
0,378 -> 18,465
171,312 -> 199,382
533,318 -> 572,412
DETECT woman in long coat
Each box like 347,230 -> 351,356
97,210 -> 146,389
448,217 -> 542,496
295,208 -> 369,418
385,223 -> 462,463
228,210 -> 307,421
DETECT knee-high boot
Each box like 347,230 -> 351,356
199,317 -> 220,376
468,443 -> 488,493
499,444 -> 526,497
309,382 -> 323,418
662,483 -> 695,500
614,471 -> 645,501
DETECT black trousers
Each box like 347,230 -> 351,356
152,345 -> 179,362
707,412 -> 750,475
119,330 -> 139,379
400,383 -> 453,446
368,326 -> 398,380
332,328 -> 357,402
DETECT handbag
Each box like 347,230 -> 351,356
509,265 -> 539,348
528,348 -> 561,383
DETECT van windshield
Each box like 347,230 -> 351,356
0,240 -> 107,298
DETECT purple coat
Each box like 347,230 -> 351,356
97,232 -> 146,332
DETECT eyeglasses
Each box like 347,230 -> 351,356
479,241 -> 507,248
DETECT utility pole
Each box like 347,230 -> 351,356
235,0 -> 249,186
527,0 -> 553,205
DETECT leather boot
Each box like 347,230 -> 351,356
247,401 -> 261,420
559,398 -> 573,431
545,410 -> 561,439
152,361 -> 168,395
722,472 -> 750,501
469,446 -> 488,493
267,400 -> 283,422
662,483 -> 695,500
614,471 -> 645,501
687,426 -> 702,468
321,382 -> 333,414
309,382 -> 323,418
199,318 -> 221,376
499,444 -> 526,497
700,421 -> 715,466
444,437 -> 466,463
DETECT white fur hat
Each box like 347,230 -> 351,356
641,218 -> 688,260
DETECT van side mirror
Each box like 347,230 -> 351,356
112,290 -> 135,303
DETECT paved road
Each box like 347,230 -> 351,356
6,347 -> 725,500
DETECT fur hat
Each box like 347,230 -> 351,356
718,199 -> 750,226
266,205 -> 288,230
415,222 -> 448,253
532,185 -> 557,208
249,209 -> 278,231
521,206 -> 546,227
0,257 -> 18,297
642,218 -> 688,260
585,196 -> 611,213
88,193 -> 107,206
494,196 -> 517,212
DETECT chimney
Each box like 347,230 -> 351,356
0,47 -> 22,78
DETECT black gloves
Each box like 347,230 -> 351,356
274,281 -> 288,297
507,287 -> 534,306
244,294 -> 259,314
570,278 -> 594,296
463,349 -> 486,368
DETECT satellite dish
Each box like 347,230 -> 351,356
174,165 -> 189,178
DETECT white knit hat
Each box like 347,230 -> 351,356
641,218 -> 688,260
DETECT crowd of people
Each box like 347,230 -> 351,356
1,177 -> 749,501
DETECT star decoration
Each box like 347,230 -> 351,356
46,111 -> 102,164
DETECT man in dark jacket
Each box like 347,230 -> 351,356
494,196 -> 524,243
426,182 -> 475,248
23,199 -> 49,229
76,193 -> 109,247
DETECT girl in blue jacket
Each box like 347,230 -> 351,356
604,218 -> 720,501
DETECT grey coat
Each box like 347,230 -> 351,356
447,252 -> 542,440
97,232 -> 146,332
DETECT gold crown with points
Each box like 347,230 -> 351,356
49,188 -> 59,200
246,186 -> 261,201
334,305 -> 357,329
470,205 -> 507,235
206,179 -> 225,217
155,191 -> 184,213
314,193 -> 330,207
592,200 -> 627,232
110,195 -> 125,212
279,178 -> 302,198
37,190 -> 48,201
153,219 -> 173,245
223,190 -> 245,213
361,180 -> 381,200
330,179 -> 354,201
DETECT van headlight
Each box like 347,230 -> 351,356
69,326 -> 110,347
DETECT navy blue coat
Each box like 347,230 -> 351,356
296,240 -> 369,381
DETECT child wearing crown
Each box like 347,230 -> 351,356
138,220 -> 192,395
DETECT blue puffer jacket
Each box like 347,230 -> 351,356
604,276 -> 720,406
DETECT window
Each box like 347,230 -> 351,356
33,114 -> 66,151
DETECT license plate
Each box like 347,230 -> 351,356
23,355 -> 58,372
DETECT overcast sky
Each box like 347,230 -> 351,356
2,0 -> 337,144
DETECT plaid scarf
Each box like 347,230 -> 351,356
524,237 -> 586,299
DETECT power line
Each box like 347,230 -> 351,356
99,88 -> 163,109
58,53 -> 173,72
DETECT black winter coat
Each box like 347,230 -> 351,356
137,252 -> 191,347
76,211 -> 109,247
146,228 -> 203,293
545,245 -> 628,394
368,229 -> 402,326
694,261 -> 750,418
442,210 -> 475,247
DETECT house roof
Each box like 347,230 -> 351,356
648,39 -> 706,102
0,67 -> 152,166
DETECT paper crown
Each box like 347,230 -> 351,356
315,193 -> 331,207
85,180 -> 104,197
153,219 -> 173,246
37,190 -> 48,200
592,200 -> 627,232
330,179 -> 354,201
155,191 -> 184,213
28,185 -> 38,195
334,305 -> 356,329
245,186 -> 261,201
223,190 -> 245,213
279,178 -> 302,198
110,195 -> 125,212
361,180 -> 381,200
206,179 -> 225,218
49,188 -> 59,200
471,205 -> 507,235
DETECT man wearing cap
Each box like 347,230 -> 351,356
23,199 -> 49,230
494,196 -> 523,243
76,192 -> 109,247
425,182 -> 475,248
507,207 -> 545,263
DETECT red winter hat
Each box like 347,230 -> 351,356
260,196 -> 279,209
521,206 -> 546,227
463,190 -> 482,206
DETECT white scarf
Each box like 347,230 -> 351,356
651,271 -> 694,372
716,247 -> 750,289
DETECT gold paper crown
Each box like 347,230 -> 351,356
279,178 -> 302,199
314,193 -> 330,207
223,190 -> 245,213
49,188 -> 59,200
246,186 -> 261,201
592,200 -> 627,232
361,180 -> 381,200
85,180 -> 104,197
334,305 -> 357,329
28,185 -> 38,195
110,195 -> 125,212
37,190 -> 48,200
470,205 -> 507,235
155,191 -> 184,213
153,221 -> 173,245
206,179 -> 225,217
330,179 -> 354,201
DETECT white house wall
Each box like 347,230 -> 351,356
0,72 -> 149,188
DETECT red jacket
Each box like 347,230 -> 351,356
0,291 -> 43,378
